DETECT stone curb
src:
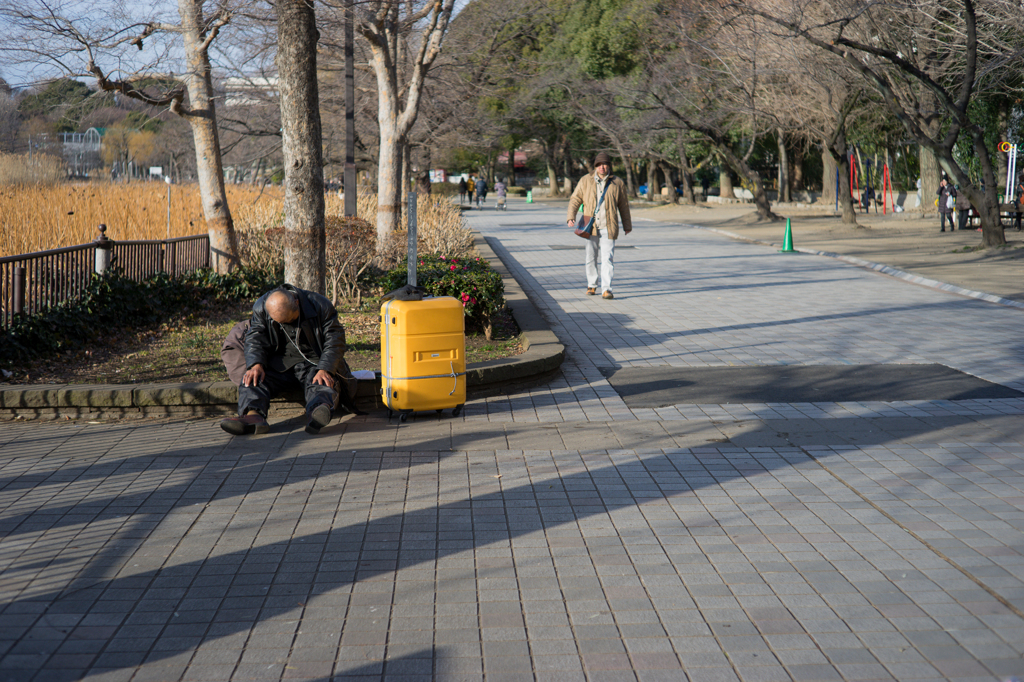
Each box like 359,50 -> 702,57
0,233 -> 565,420
689,223 -> 1024,311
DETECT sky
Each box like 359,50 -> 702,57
0,0 -> 472,92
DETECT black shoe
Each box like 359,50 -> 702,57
220,413 -> 269,435
940,229 -> 945,232
305,404 -> 333,434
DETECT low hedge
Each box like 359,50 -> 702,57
379,254 -> 505,331
428,182 -> 459,197
0,266 -> 281,368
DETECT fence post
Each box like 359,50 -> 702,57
94,224 -> 112,274
165,240 -> 176,276
12,266 -> 25,315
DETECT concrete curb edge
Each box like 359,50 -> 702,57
0,233 -> 565,418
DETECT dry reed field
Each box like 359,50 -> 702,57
2,172 -> 470,262
0,179 -> 285,258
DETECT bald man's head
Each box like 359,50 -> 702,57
266,290 -> 299,324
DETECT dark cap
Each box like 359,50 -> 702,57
594,152 -> 612,166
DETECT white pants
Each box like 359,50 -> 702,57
584,231 -> 615,292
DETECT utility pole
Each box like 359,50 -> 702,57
344,0 -> 356,217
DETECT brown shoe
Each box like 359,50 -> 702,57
602,291 -> 614,300
586,287 -> 597,295
220,413 -> 269,435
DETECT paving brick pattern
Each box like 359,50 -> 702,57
1,200 -> 1022,681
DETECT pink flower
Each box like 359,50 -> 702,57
450,264 -> 457,271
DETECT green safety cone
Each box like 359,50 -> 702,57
779,218 -> 796,253
526,190 -> 533,203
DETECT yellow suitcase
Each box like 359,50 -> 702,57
381,296 -> 466,420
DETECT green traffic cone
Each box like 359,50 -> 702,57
779,218 -> 796,253
526,190 -> 533,203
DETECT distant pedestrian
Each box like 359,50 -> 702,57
936,177 -> 956,232
566,151 -> 633,300
494,178 -> 507,210
467,176 -> 476,200
475,176 -> 488,208
458,177 -> 468,204
862,185 -> 875,212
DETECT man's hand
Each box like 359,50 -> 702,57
567,219 -> 575,227
243,364 -> 265,387
311,370 -> 335,388
624,227 -> 632,235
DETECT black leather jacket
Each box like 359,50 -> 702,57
244,284 -> 347,375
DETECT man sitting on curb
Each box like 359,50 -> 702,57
220,284 -> 353,436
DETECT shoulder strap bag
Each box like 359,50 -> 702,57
574,179 -> 611,239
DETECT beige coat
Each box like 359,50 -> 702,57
567,173 -> 632,240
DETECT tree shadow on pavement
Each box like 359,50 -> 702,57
1,416 -> 1023,680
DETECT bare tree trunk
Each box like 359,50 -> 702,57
278,0 -> 325,293
177,0 -> 238,273
777,129 -> 790,203
910,84 -> 943,212
945,128 -> 1005,246
562,144 -> 573,195
376,112 -> 402,241
719,168 -> 734,199
544,141 -> 559,196
647,160 -> 657,200
358,0 -> 456,248
821,146 -> 838,206
826,138 -> 858,225
678,136 -> 694,204
919,146 -> 941,213
996,103 -> 1009,194
656,161 -> 669,200
717,145 -> 778,221
792,143 -> 804,197
623,155 -> 635,196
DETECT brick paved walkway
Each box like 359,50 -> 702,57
1,199 -> 1022,681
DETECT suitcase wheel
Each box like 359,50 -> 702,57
452,404 -> 463,417
399,412 -> 409,423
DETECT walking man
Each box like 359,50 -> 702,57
475,175 -> 488,208
566,152 -> 633,299
220,285 -> 353,436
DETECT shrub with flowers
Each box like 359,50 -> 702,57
380,254 -> 505,336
